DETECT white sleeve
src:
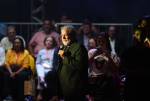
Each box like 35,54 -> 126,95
0,38 -> 5,49
0,47 -> 5,66
36,51 -> 41,64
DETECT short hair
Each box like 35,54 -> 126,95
83,21 -> 92,28
42,19 -> 56,31
61,25 -> 77,41
7,25 -> 16,32
43,36 -> 57,48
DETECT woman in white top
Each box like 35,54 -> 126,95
0,43 -> 5,67
36,36 -> 59,101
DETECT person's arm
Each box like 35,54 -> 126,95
0,38 -> 6,50
102,51 -> 119,75
5,50 -> 13,74
15,52 -> 30,75
36,50 -> 42,66
28,33 -> 38,56
0,47 -> 5,66
15,67 -> 25,75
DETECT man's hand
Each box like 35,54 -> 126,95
58,50 -> 65,59
10,72 -> 17,78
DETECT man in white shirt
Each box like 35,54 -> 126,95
0,26 -> 16,51
0,26 -> 26,52
106,26 -> 122,64
108,26 -> 117,55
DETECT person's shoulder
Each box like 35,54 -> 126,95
72,42 -> 87,51
50,31 -> 60,38
24,49 -> 30,54
0,46 -> 4,52
38,48 -> 46,54
51,31 -> 59,35
54,47 -> 59,52
1,37 -> 8,42
33,31 -> 44,36
71,42 -> 81,48
6,49 -> 13,54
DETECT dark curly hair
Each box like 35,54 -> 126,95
12,36 -> 25,52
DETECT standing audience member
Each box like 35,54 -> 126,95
88,35 -> 121,101
105,26 -> 126,60
29,19 -> 60,57
58,25 -> 88,101
3,36 -> 31,101
77,22 -> 96,50
36,36 -> 59,101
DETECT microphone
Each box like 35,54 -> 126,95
59,45 -> 64,50
58,45 -> 71,57
58,45 -> 64,65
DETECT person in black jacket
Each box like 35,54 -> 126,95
121,16 -> 150,101
58,25 -> 88,101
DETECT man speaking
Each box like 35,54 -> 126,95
58,25 -> 88,101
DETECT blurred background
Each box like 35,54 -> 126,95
0,0 -> 150,47
0,0 -> 150,22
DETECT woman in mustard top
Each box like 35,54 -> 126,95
3,36 -> 31,101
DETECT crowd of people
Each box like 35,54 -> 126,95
0,17 -> 150,101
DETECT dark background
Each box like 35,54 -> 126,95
0,0 -> 150,22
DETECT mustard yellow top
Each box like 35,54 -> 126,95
5,49 -> 29,69
28,54 -> 35,74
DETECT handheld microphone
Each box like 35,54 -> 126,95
58,45 -> 64,65
59,45 -> 64,50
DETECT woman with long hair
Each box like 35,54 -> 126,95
3,36 -> 31,101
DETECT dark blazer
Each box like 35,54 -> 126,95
52,47 -> 59,71
105,36 -> 126,57
77,32 -> 96,46
57,42 -> 88,96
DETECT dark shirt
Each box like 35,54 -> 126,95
57,42 -> 88,97
121,45 -> 150,101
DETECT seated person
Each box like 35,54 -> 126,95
29,20 -> 60,57
36,36 -> 59,101
3,36 -> 31,101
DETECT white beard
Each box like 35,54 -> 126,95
62,40 -> 71,46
